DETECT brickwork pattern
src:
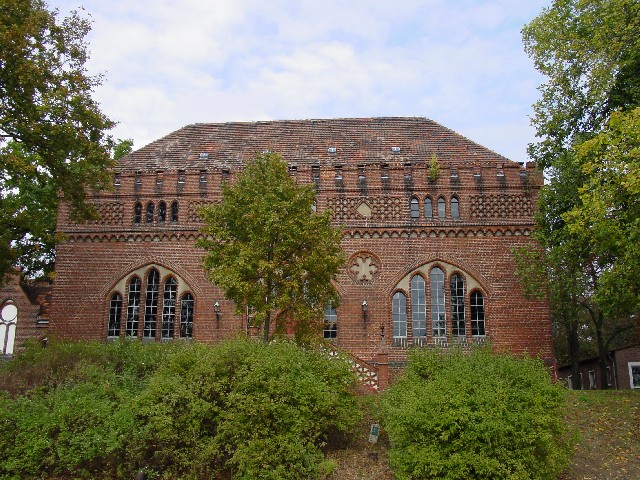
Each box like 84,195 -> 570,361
50,117 -> 554,368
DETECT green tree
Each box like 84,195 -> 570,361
521,0 -> 640,387
113,138 -> 134,160
0,0 -> 115,283
197,152 -> 344,343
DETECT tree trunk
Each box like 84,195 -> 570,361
567,318 -> 582,390
263,309 -> 271,343
595,314 -> 610,389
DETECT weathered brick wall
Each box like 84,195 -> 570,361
0,272 -> 49,353
50,118 -> 553,366
615,345 -> 640,389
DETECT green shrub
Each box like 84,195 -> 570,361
0,340 -> 169,479
381,347 -> 572,480
0,338 -> 360,479
131,339 -> 360,479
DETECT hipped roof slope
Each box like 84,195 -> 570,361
117,117 -> 514,172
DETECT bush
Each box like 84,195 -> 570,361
381,347 -> 572,480
131,339 -> 360,479
0,338 -> 361,480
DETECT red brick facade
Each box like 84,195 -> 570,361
1,271 -> 50,355
49,117 -> 553,366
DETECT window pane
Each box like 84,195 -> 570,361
158,201 -> 166,223
143,269 -> 160,338
411,275 -> 426,339
424,197 -> 433,218
161,277 -> 178,338
431,267 -> 446,337
180,294 -> 194,338
437,197 -> 446,218
125,277 -> 141,336
323,303 -> 337,339
410,198 -> 419,219
450,274 -> 465,337
146,203 -> 154,224
171,201 -> 179,222
471,291 -> 486,337
108,293 -> 122,337
392,292 -> 407,339
451,197 -> 459,219
134,203 -> 142,224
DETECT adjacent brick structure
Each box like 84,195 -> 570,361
557,345 -> 640,390
49,117 -> 553,367
1,271 -> 50,356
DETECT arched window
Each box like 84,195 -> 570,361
180,293 -> 194,338
451,197 -> 460,219
471,291 -> 486,337
431,267 -> 446,337
411,275 -> 426,341
323,303 -> 337,339
133,202 -> 142,224
424,197 -> 433,218
143,269 -> 160,338
437,197 -> 446,219
392,292 -> 407,344
410,197 -> 420,219
107,293 -> 122,337
450,274 -> 465,338
146,202 -> 154,224
0,302 -> 18,355
157,201 -> 166,223
171,201 -> 179,222
161,277 -> 178,339
125,277 -> 141,336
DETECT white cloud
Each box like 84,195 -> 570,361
52,0 -> 549,162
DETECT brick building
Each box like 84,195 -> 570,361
557,344 -> 640,390
49,117 -> 553,368
1,271 -> 50,356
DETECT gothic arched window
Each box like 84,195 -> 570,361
146,202 -> 154,224
323,303 -> 337,339
392,291 -> 407,345
424,197 -> 433,218
411,275 -> 426,341
143,269 -> 160,338
171,201 -> 179,222
471,291 -> 486,337
410,197 -> 420,219
431,267 -> 446,337
437,197 -> 446,219
180,293 -> 194,338
161,277 -> 178,338
125,277 -> 141,336
134,202 -> 142,224
450,274 -> 465,338
451,197 -> 460,219
158,201 -> 166,223
107,293 -> 122,337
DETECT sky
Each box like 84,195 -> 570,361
52,0 -> 550,164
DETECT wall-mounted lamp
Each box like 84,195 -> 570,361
361,299 -> 368,315
214,301 -> 222,321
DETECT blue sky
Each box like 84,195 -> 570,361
53,0 -> 550,164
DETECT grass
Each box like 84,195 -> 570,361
328,390 -> 640,480
560,390 -> 640,480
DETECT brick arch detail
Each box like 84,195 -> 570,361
382,253 -> 491,297
100,257 -> 203,298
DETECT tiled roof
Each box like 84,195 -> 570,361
117,117 -> 513,172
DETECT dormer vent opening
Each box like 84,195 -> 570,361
199,152 -> 209,160
391,146 -> 401,153
327,147 -> 337,154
